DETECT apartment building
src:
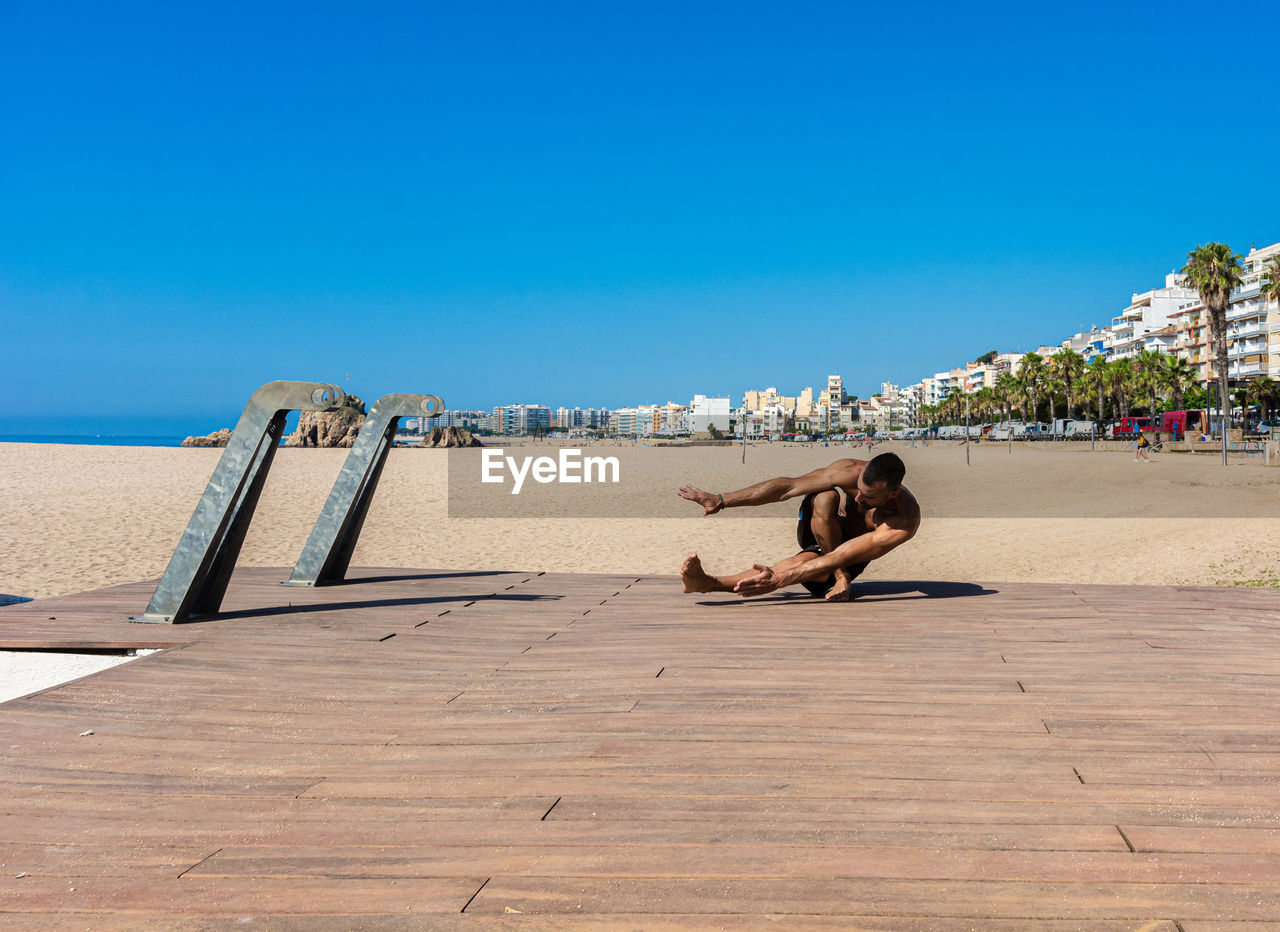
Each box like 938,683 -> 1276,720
688,395 -> 731,434
653,402 -> 689,435
1170,241 -> 1280,384
1109,272 -> 1199,359
609,408 -> 637,435
1239,242 -> 1280,380
425,409 -> 491,431
761,404 -> 787,435
493,404 -> 552,435
926,372 -> 953,405
743,387 -> 800,415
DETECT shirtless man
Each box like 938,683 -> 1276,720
676,452 -> 920,601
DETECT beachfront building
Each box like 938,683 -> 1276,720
494,404 -> 552,436
1075,330 -> 1111,363
922,375 -> 949,407
839,402 -> 859,429
828,375 -> 845,403
553,406 -> 612,430
1236,241 -> 1280,381
1137,326 -> 1177,356
652,402 -> 689,435
933,372 -> 958,405
994,351 -> 1024,378
636,405 -> 660,436
818,375 -> 847,413
688,395 -> 731,434
1169,240 -> 1280,387
425,409 -> 494,432
743,386 -> 802,416
1109,273 -> 1197,359
867,383 -> 912,432
761,403 -> 787,436
736,409 -> 765,439
963,362 -> 995,394
1060,327 -> 1103,355
609,408 -> 637,436
899,383 -> 924,425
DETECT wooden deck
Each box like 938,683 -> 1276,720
3,567 -> 1280,927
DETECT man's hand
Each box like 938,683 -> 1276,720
677,484 -> 722,516
733,564 -> 780,598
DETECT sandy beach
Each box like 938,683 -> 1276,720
2,439 -> 1279,602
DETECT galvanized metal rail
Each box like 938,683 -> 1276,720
283,393 -> 443,587
131,381 -> 344,623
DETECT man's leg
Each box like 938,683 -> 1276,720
807,490 -> 844,555
681,550 -> 822,594
808,489 -> 854,600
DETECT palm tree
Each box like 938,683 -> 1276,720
939,391 -> 958,425
1261,255 -> 1280,310
1104,358 -> 1132,419
995,372 -> 1019,425
1087,356 -> 1110,421
1181,243 -> 1245,454
1159,355 -> 1196,413
1018,353 -> 1045,424
973,386 -> 996,423
1247,376 -> 1276,423
1050,348 -> 1086,421
1133,349 -> 1165,417
1040,366 -> 1064,422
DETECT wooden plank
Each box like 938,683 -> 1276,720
181,844 -> 1280,884
466,876 -> 1280,921
0,876 -> 486,915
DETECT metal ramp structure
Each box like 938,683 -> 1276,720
283,392 -> 443,587
132,381 -> 344,623
132,383 -> 442,623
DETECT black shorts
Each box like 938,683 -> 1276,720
795,492 -> 870,598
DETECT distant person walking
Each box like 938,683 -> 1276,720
1135,430 -> 1151,463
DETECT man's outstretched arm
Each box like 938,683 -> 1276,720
677,460 -> 862,515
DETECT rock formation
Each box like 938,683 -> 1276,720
286,395 -> 366,448
423,426 -> 483,448
180,428 -> 232,447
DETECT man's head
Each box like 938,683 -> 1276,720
855,452 -> 905,508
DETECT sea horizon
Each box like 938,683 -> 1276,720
0,434 -> 188,448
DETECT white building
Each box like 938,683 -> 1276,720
926,372 -> 953,406
761,403 -> 787,435
688,395 -> 731,434
1234,241 -> 1280,380
1109,272 -> 1198,359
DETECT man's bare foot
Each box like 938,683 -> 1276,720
680,553 -> 717,593
825,575 -> 852,602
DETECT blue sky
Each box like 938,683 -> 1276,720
4,0 -> 1278,434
